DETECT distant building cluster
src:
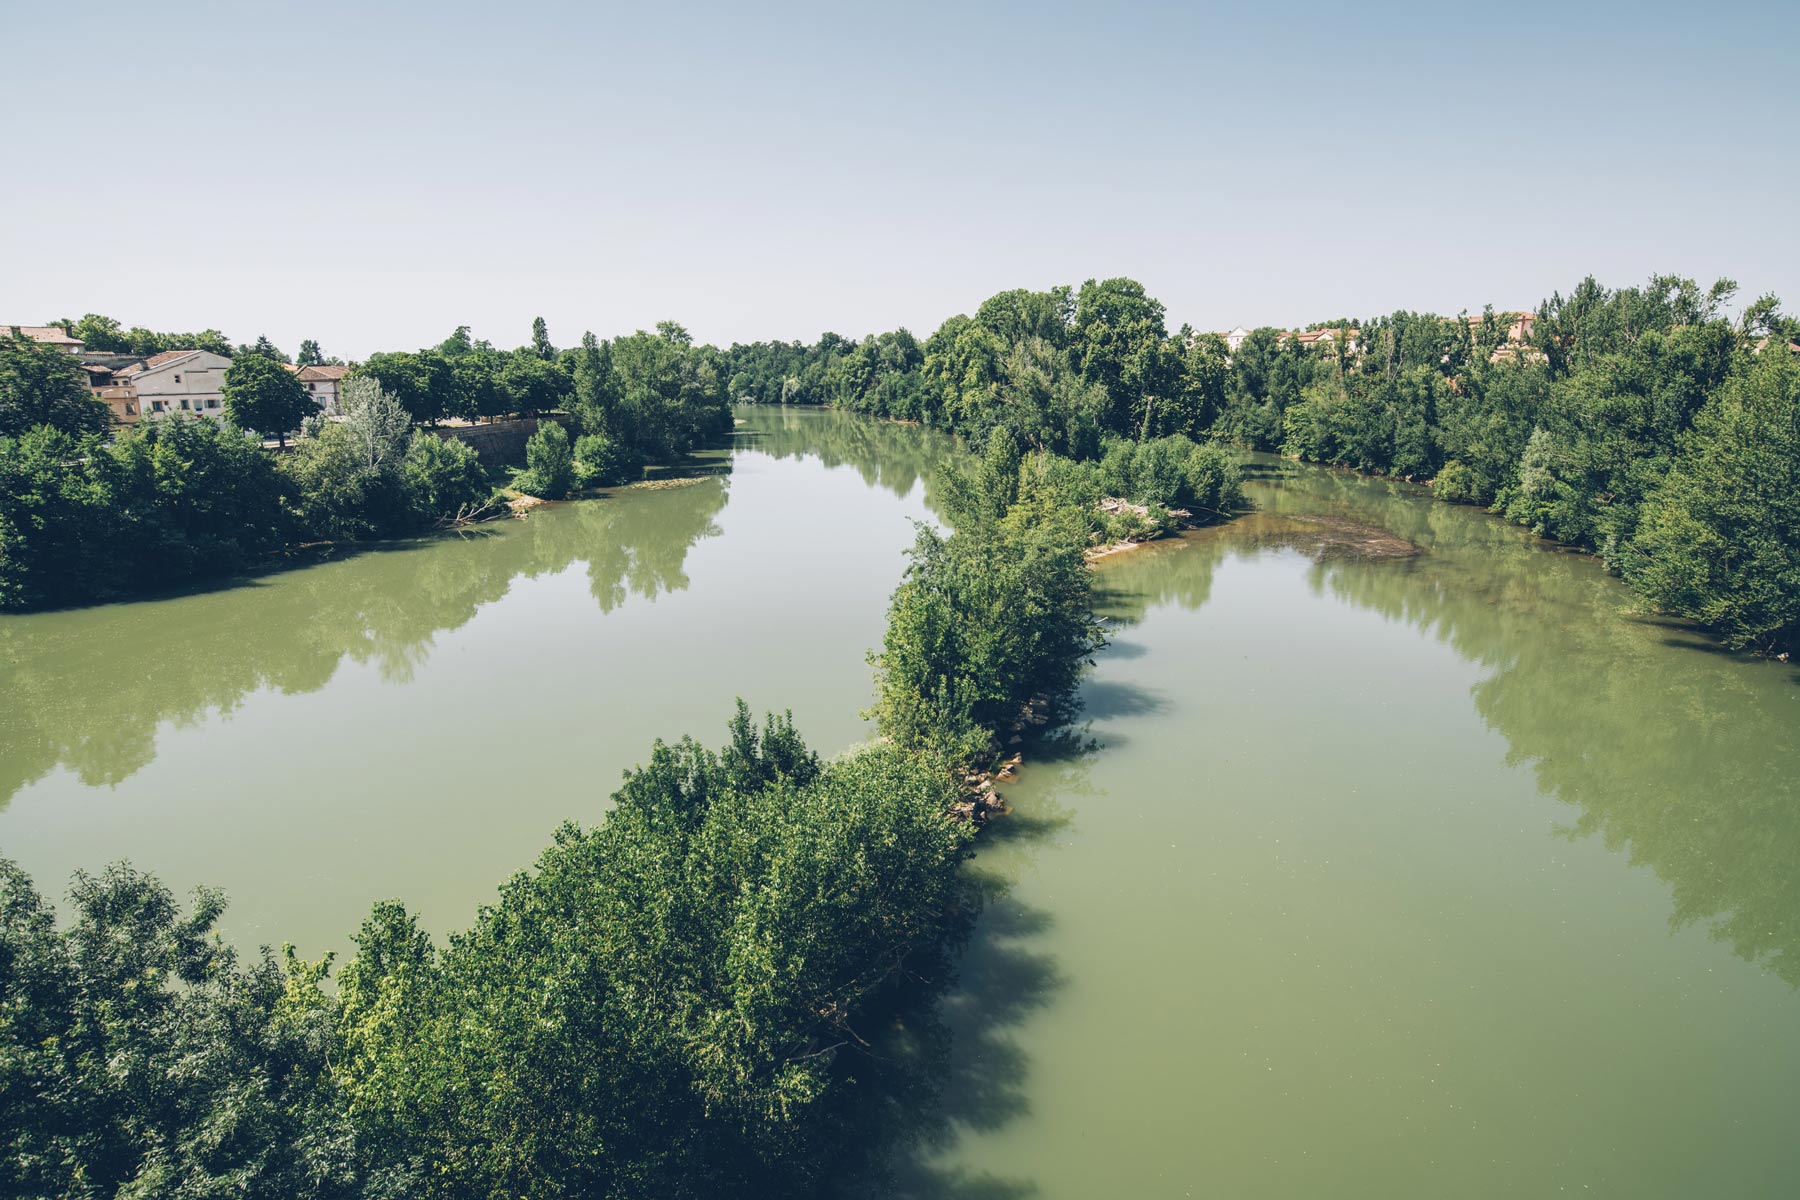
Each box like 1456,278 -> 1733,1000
1214,325 -> 1361,355
1213,313 -> 1540,363
2,325 -> 348,427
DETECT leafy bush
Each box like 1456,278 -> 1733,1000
1095,435 -> 1243,516
513,422 -> 574,499
0,859 -> 359,1198
1432,458 -> 1482,503
402,433 -> 492,523
282,384 -> 493,538
336,707 -> 972,1197
572,431 -> 630,487
282,421 -> 410,540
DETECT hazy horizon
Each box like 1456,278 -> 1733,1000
5,0 -> 1794,360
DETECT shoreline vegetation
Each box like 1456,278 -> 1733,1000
721,275 -> 1799,657
1,381 -> 1172,1197
3,267 -> 1796,1193
0,321 -> 732,612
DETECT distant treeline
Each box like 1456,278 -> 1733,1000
722,275 -> 1800,654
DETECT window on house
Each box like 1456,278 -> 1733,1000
180,399 -> 190,410
125,404 -> 135,415
174,374 -> 181,383
206,398 -> 218,409
151,401 -> 164,413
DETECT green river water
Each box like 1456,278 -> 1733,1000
3,407 -> 1798,1196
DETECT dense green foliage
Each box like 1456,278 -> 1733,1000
725,283 -> 1245,564
0,314 -> 735,610
2,708 -> 976,1198
1622,347 -> 1799,651
334,707 -> 971,1197
60,313 -> 233,358
223,351 -> 315,445
286,379 -> 494,539
0,860 -> 359,1199
726,274 -> 1800,653
511,422 -> 575,499
870,428 -> 1108,765
725,280 -> 1226,457
0,385 -> 497,609
355,319 -> 731,475
0,420 -> 292,609
571,431 -> 628,487
0,333 -> 111,437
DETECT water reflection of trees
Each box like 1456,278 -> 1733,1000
0,477 -> 729,807
1099,458 -> 1800,986
736,406 -> 961,510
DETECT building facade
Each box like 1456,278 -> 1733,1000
120,350 -> 233,422
3,324 -> 85,353
289,363 -> 351,416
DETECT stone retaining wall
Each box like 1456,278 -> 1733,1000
427,415 -> 571,466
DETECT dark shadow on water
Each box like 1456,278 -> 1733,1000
983,797 -> 1076,846
1098,638 -> 1149,660
1659,634 -> 1759,660
1020,726 -> 1099,765
835,885 -> 1063,1200
1237,460 -> 1292,482
6,532 -> 465,616
1079,678 -> 1167,721
830,748 -> 1090,1199
1086,728 -> 1134,753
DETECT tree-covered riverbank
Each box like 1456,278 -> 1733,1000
0,322 -> 732,611
723,275 -> 1800,655
0,404 -> 1142,1196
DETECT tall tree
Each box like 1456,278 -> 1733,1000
531,316 -> 555,361
222,352 -> 314,446
237,335 -> 291,363
0,332 -> 112,437
1625,347 -> 1799,653
296,338 -> 324,367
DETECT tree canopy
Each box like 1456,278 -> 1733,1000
222,352 -> 314,445
0,332 -> 111,438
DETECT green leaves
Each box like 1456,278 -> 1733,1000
330,708 -> 968,1197
871,435 -> 1108,768
0,332 -> 112,439
1626,347 -> 1800,652
222,352 -> 314,444
0,859 -> 362,1200
512,422 -> 575,499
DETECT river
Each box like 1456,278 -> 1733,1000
3,408 -> 1798,1196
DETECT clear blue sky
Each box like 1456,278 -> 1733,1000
4,0 -> 1793,359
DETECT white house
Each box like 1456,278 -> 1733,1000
121,349 -> 233,422
1294,327 -> 1360,353
1220,326 -> 1253,354
289,363 -> 351,416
